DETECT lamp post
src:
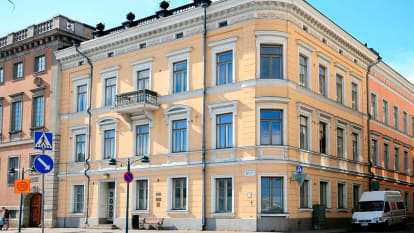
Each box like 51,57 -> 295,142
8,166 -> 37,232
108,156 -> 149,233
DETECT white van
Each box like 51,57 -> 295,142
352,191 -> 407,229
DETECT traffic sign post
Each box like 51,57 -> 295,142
34,131 -> 53,233
293,165 -> 307,188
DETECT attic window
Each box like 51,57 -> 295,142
339,49 -> 343,55
218,21 -> 228,28
322,38 -> 327,44
78,60 -> 84,66
176,32 -> 184,39
302,25 -> 308,32
139,43 -> 147,49
107,52 -> 114,58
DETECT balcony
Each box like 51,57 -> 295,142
114,89 -> 159,116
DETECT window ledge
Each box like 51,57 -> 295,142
210,212 -> 234,217
33,71 -> 47,75
337,209 -> 348,212
68,212 -> 84,216
298,208 -> 313,212
12,77 -> 24,82
131,210 -> 150,214
258,213 -> 289,217
166,210 -> 189,215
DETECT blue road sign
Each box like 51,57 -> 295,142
296,165 -> 303,174
124,172 -> 134,183
34,132 -> 53,151
34,154 -> 54,174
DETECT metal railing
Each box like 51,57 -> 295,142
115,89 -> 158,107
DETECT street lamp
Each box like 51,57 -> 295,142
108,156 -> 149,233
8,166 -> 37,232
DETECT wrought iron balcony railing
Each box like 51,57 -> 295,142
115,89 -> 158,107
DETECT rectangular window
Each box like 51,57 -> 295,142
336,74 -> 343,104
405,192 -> 409,212
261,177 -> 283,213
337,183 -> 346,209
73,185 -> 84,213
319,122 -> 327,154
300,180 -> 310,208
216,178 -> 232,213
75,134 -> 86,162
353,185 -> 361,209
352,133 -> 359,161
394,106 -> 399,129
412,116 -> 414,136
7,157 -> 19,185
320,181 -> 328,207
172,177 -> 187,210
371,93 -> 377,120
136,180 -> 148,210
104,129 -> 115,159
351,83 -> 358,110
216,114 -> 233,149
11,101 -> 22,131
260,110 -> 282,145
299,115 -> 308,150
13,62 -> 23,80
173,120 -> 187,153
173,61 -> 187,93
0,102 -> 3,134
404,151 -> 409,174
394,147 -> 400,172
372,139 -> 378,166
34,55 -> 46,73
337,128 -> 344,158
77,85 -> 87,112
403,112 -> 408,134
383,100 -> 389,124
32,96 -> 44,128
319,65 -> 327,96
217,51 -> 233,85
137,69 -> 150,90
384,143 -> 390,169
136,125 -> 149,156
29,154 -> 38,169
260,45 -> 282,79
299,55 -> 307,87
0,67 -> 3,83
105,78 -> 116,106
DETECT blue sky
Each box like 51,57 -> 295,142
1,0 -> 413,81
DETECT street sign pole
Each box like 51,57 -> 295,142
126,158 -> 130,233
41,146 -> 45,233
18,168 -> 24,232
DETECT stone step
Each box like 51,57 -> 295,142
89,224 -> 118,229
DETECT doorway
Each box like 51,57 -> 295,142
30,194 -> 41,226
107,185 -> 115,223
98,181 -> 116,224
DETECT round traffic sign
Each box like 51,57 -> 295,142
15,180 -> 30,193
34,154 -> 54,174
124,171 -> 134,183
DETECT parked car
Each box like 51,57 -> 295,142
352,191 -> 407,230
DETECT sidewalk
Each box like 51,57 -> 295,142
3,228 -> 349,233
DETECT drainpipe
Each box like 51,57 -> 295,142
366,50 -> 381,191
196,0 -> 211,230
75,44 -> 93,226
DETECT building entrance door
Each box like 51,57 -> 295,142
107,188 -> 115,223
30,194 -> 42,226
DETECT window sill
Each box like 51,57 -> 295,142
131,210 -> 150,214
33,71 -> 47,75
167,210 -> 189,215
298,208 -> 313,212
210,212 -> 234,217
257,213 -> 289,217
337,209 -> 348,213
12,77 -> 24,82
68,212 -> 84,216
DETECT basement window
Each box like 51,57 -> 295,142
218,21 -> 228,28
107,52 -> 114,58
78,60 -> 84,66
175,32 -> 184,39
139,43 -> 147,49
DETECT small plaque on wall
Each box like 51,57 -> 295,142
156,192 -> 162,196
156,197 -> 162,202
245,170 -> 256,176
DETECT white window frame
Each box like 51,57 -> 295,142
257,174 -> 288,215
166,47 -> 192,94
255,31 -> 288,80
164,105 -> 191,153
208,101 -> 237,149
297,39 -> 314,89
350,79 -> 361,112
70,183 -> 85,215
297,104 -> 314,151
97,117 -> 118,160
350,125 -> 362,162
257,105 -> 288,146
318,112 -> 332,155
335,119 -> 348,159
371,135 -> 380,167
72,74 -> 89,113
337,182 -> 348,210
319,179 -> 331,209
131,57 -> 153,91
403,111 -> 409,134
99,66 -> 119,107
352,183 -> 362,209
208,37 -> 237,86
131,115 -> 152,157
403,149 -> 410,174
299,178 -> 313,209
70,125 -> 88,163
383,98 -> 389,125
167,175 -> 189,213
393,105 -> 400,130
335,64 -> 347,105
383,141 -> 391,169
211,175 -> 234,216
317,52 -> 332,98
132,177 -> 150,213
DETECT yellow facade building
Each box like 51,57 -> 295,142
55,0 -> 381,231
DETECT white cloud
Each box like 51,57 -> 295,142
384,50 -> 414,83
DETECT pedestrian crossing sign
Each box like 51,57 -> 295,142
34,132 -> 53,150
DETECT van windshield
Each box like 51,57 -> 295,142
358,201 -> 384,212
